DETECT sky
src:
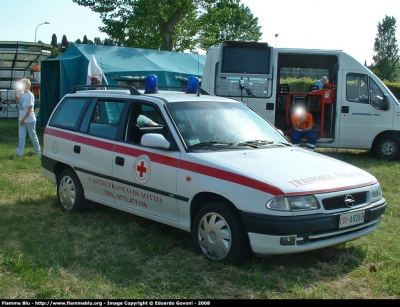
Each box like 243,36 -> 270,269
1,0 -> 399,66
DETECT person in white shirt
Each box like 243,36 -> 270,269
15,78 -> 41,156
315,76 -> 328,89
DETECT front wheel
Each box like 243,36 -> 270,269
372,135 -> 400,161
192,201 -> 251,265
57,168 -> 87,212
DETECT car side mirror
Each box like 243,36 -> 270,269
382,94 -> 390,111
141,133 -> 170,149
370,93 -> 390,111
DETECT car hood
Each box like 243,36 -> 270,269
194,146 -> 377,195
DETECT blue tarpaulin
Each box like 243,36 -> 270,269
39,44 -> 206,127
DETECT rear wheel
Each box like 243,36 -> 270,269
57,168 -> 87,212
192,201 -> 251,265
372,134 -> 400,161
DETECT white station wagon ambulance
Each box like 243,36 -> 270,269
41,76 -> 387,265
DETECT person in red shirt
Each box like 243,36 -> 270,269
291,103 -> 317,151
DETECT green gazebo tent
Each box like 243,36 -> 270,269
40,44 -> 206,127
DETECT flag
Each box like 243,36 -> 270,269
87,54 -> 108,85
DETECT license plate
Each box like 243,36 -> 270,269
339,210 -> 365,228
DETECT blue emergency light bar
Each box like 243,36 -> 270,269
186,76 -> 199,94
144,75 -> 159,94
144,74 -> 200,94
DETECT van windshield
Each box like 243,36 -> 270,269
166,100 -> 288,148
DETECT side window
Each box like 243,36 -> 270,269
346,74 -> 385,109
49,97 -> 91,130
279,67 -> 329,81
88,100 -> 126,139
215,76 -> 270,98
126,103 -> 166,143
346,74 -> 369,102
369,77 -> 385,109
214,63 -> 270,98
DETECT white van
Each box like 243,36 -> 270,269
41,77 -> 387,265
201,41 -> 400,160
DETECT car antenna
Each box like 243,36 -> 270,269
197,53 -> 201,97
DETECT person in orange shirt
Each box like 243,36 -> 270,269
291,103 -> 318,151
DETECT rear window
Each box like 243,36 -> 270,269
49,97 -> 91,130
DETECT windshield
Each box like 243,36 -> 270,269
166,100 -> 289,148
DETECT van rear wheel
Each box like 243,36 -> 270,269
372,135 -> 400,160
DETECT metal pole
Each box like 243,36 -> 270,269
35,22 -> 50,43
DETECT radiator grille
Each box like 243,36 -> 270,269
322,192 -> 367,210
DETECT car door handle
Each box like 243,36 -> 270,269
74,145 -> 81,154
115,156 -> 125,166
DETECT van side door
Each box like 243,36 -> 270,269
337,72 -> 393,147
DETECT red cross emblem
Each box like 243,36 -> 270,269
136,161 -> 147,178
133,155 -> 151,184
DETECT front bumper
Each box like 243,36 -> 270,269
240,200 -> 386,255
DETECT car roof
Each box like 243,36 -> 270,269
64,89 -> 241,104
144,90 -> 240,103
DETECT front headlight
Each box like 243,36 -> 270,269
266,195 -> 320,211
371,183 -> 382,200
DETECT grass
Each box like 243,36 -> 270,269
0,117 -> 399,299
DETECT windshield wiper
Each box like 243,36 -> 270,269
236,140 -> 273,148
272,141 -> 292,146
189,141 -> 234,148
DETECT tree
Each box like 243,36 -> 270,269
94,37 -> 103,45
51,34 -> 58,47
197,0 -> 262,51
61,35 -> 69,49
72,0 -> 262,51
82,35 -> 89,44
49,46 -> 61,58
103,38 -> 116,46
75,38 -> 82,44
371,15 -> 400,81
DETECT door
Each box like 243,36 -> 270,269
74,98 -> 126,204
338,71 -> 393,147
111,102 -> 180,222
